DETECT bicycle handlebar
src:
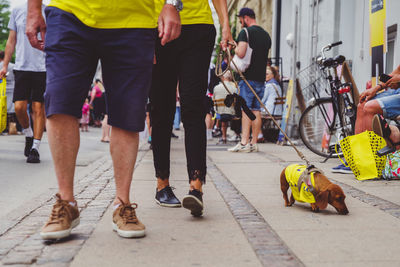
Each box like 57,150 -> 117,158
320,41 -> 342,59
331,41 -> 342,48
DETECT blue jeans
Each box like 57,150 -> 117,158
239,80 -> 265,111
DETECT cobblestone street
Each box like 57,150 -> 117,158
1,128 -> 400,266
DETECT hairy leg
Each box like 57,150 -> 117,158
31,101 -> 45,140
47,114 -> 80,202
14,100 -> 30,129
110,127 -> 139,205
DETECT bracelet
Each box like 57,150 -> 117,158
378,84 -> 384,90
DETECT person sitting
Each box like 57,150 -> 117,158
355,65 -> 400,134
257,65 -> 282,143
213,71 -> 237,144
332,65 -> 400,173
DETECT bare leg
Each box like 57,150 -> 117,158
31,102 -> 45,140
146,112 -> 151,136
14,100 -> 29,129
111,127 -> 139,205
241,111 -> 251,145
362,100 -> 383,131
354,103 -> 365,134
47,114 -> 80,202
157,178 -> 170,191
101,115 -> 111,142
250,111 -> 261,145
205,113 -> 213,129
190,179 -> 203,192
221,121 -> 227,140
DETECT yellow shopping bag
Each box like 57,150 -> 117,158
339,131 -> 386,180
0,78 -> 6,133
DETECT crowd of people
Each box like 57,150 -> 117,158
0,0 -> 398,245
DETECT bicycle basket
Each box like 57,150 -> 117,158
297,62 -> 330,105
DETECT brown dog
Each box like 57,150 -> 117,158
280,165 -> 349,215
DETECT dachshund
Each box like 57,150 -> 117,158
280,164 -> 349,215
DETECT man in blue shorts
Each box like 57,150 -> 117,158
228,8 -> 271,153
26,0 -> 181,240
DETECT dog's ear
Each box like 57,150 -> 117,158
315,190 -> 329,210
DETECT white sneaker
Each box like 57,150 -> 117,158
250,143 -> 259,152
227,142 -> 251,152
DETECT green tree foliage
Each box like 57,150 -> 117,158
0,0 -> 10,51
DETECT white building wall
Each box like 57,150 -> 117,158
278,0 -> 400,94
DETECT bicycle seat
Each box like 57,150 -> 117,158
334,55 -> 346,64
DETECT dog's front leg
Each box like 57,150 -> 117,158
311,203 -> 320,212
289,193 -> 295,206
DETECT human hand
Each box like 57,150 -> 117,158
359,86 -> 379,103
158,5 -> 181,46
0,66 -> 8,79
385,74 -> 400,89
220,25 -> 234,51
26,7 -> 46,51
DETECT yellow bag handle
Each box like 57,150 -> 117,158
0,78 -> 5,96
335,142 -> 349,167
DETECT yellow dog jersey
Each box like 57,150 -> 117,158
285,164 -> 316,203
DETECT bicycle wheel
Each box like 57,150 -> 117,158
299,98 -> 353,158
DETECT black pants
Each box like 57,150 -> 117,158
150,24 -> 216,184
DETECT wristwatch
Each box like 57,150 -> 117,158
165,0 -> 183,12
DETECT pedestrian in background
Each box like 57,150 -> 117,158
0,3 -> 46,163
228,7 -> 271,153
0,51 -> 17,134
213,71 -> 237,144
89,79 -> 105,127
80,98 -> 90,132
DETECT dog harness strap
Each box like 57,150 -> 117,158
297,166 -> 323,198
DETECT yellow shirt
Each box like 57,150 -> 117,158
285,164 -> 316,203
155,0 -> 214,25
48,0 -> 157,29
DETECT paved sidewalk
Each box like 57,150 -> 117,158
1,130 -> 400,266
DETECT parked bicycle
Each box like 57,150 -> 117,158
298,41 -> 357,158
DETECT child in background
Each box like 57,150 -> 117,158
81,98 -> 90,132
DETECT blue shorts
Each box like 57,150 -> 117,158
44,7 -> 156,132
239,80 -> 265,111
373,88 -> 400,119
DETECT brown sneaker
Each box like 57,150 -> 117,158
112,199 -> 145,238
40,194 -> 80,240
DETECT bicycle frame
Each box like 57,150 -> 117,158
314,44 -> 355,142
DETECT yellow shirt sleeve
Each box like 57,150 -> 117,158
155,0 -> 214,25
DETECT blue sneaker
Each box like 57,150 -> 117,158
331,163 -> 353,174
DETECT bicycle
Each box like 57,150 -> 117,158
298,41 -> 357,158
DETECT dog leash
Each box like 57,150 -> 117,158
215,45 -> 312,167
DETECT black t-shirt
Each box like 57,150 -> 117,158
237,25 -> 271,82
